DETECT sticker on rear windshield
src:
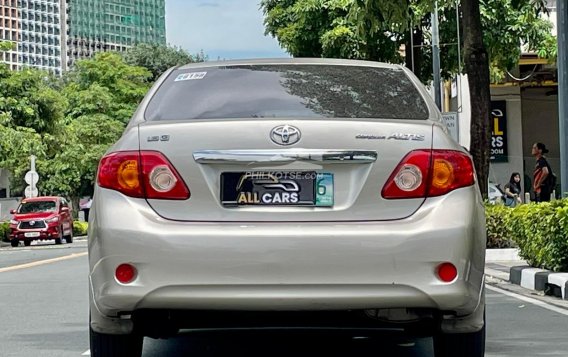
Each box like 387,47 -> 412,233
174,72 -> 207,82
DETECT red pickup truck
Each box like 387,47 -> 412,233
8,196 -> 74,247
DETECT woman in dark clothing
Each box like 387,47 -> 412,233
504,172 -> 522,207
532,142 -> 551,202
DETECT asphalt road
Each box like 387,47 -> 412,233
1,243 -> 567,357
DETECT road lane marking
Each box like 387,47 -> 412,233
487,284 -> 568,317
82,349 -> 90,355
0,252 -> 88,273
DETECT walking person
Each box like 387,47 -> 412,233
504,172 -> 522,207
532,142 -> 552,202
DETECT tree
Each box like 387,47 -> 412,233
63,52 -> 151,124
38,53 -> 152,210
0,51 -> 152,212
0,64 -> 66,196
262,0 -> 554,197
124,43 -> 207,81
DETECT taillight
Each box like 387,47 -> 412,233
428,150 -> 475,197
98,151 -> 190,200
382,149 -> 474,199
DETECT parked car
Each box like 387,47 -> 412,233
89,58 -> 486,357
488,182 -> 505,204
9,196 -> 73,247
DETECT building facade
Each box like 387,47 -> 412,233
0,0 -> 19,71
0,0 -> 166,73
19,0 -> 65,75
66,0 -> 166,67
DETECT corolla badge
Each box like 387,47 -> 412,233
270,125 -> 301,146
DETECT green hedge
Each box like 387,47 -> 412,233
486,200 -> 568,272
0,221 -> 9,242
73,221 -> 89,236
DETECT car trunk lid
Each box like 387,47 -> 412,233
138,119 -> 433,222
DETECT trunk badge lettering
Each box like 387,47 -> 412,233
147,135 -> 171,142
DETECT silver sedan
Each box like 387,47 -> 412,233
89,58 -> 486,357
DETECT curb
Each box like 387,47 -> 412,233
510,266 -> 568,300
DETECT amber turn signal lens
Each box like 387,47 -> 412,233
117,160 -> 140,190
431,159 -> 454,189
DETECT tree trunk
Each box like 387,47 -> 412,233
462,0 -> 491,199
71,196 -> 80,220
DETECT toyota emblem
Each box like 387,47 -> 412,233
30,221 -> 35,226
270,125 -> 301,146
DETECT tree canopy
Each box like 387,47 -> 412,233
0,49 -> 153,209
261,0 -> 556,82
123,43 -> 207,81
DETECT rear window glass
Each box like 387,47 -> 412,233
145,65 -> 429,121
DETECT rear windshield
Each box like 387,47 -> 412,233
145,65 -> 430,121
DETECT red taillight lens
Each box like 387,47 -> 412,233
437,262 -> 458,283
382,150 -> 430,199
382,149 -> 474,199
98,151 -> 190,200
115,263 -> 137,284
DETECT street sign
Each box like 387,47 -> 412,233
24,185 -> 38,198
24,171 -> 39,186
441,112 -> 459,142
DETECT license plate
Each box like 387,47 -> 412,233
24,232 -> 40,238
221,171 -> 333,207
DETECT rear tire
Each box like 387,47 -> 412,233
65,229 -> 73,244
89,326 -> 143,357
433,323 -> 485,357
10,239 -> 19,247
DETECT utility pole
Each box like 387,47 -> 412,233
559,0 -> 568,196
432,1 -> 442,110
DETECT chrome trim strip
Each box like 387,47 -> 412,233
193,149 -> 378,164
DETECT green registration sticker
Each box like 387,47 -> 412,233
315,173 -> 334,207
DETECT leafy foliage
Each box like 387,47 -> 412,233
124,43 -> 207,81
485,203 -> 516,248
261,0 -> 556,83
73,221 -> 89,236
0,221 -> 9,242
486,200 -> 568,272
0,51 -> 152,205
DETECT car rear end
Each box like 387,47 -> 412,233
89,59 -> 486,357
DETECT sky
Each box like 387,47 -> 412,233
165,0 -> 289,60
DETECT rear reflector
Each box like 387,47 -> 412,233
98,151 -> 190,200
437,262 -> 458,283
382,149 -> 474,199
115,264 -> 137,284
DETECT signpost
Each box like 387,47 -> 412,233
24,155 -> 39,198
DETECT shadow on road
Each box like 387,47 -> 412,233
143,330 -> 433,356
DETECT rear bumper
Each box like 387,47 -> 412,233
89,186 -> 485,333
